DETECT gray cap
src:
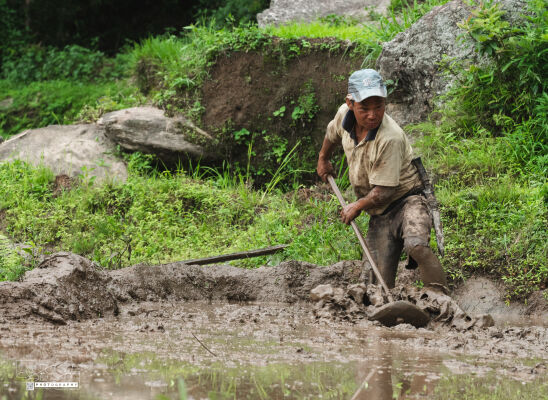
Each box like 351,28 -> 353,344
348,69 -> 387,102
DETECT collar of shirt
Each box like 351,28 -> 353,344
342,110 -> 379,146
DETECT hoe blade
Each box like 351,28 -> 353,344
369,301 -> 430,328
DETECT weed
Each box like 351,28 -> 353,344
272,106 -> 286,118
412,121 -> 548,298
233,128 -> 251,143
291,81 -> 320,126
0,160 -> 365,272
439,0 -> 547,172
0,234 -> 25,281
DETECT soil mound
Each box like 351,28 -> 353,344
0,253 -> 364,324
0,252 -> 118,324
2,253 -> 545,328
110,258 -> 364,303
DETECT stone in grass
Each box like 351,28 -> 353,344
0,124 -> 127,183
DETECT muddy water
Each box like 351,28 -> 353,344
1,302 -> 547,400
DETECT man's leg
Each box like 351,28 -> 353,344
401,196 -> 448,289
366,214 -> 403,288
408,245 -> 447,288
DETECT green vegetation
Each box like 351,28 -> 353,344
262,20 -> 376,44
0,234 -> 25,281
100,350 -> 358,399
433,373 -> 548,399
0,79 -> 143,138
413,125 -> 547,298
409,0 -> 547,298
0,0 -> 546,300
0,42 -> 143,137
0,158 -> 361,273
440,0 -> 547,178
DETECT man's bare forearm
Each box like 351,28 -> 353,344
340,185 -> 396,224
318,136 -> 336,161
357,186 -> 396,212
317,136 -> 337,181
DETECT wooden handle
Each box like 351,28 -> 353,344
178,244 -> 289,266
327,176 -> 393,301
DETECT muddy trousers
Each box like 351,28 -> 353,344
364,195 -> 447,289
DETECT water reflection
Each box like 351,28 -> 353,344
351,342 -> 437,399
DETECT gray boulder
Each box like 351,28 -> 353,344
376,0 -> 527,126
98,107 -> 216,162
257,0 -> 390,27
0,124 -> 127,183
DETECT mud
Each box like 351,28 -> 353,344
1,302 -> 547,399
1,253 -> 547,398
1,252 -> 546,329
310,282 -> 496,330
0,252 -> 364,324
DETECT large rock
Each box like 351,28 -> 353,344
98,107 -> 216,163
0,124 -> 127,182
257,0 -> 390,27
376,0 -> 527,126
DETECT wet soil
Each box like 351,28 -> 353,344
1,253 -> 547,399
1,301 -> 547,399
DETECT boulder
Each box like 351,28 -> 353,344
257,0 -> 390,27
376,0 -> 527,126
0,124 -> 127,183
98,107 -> 216,163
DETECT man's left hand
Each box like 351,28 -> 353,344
340,201 -> 363,225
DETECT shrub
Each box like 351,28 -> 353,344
1,44 -> 131,83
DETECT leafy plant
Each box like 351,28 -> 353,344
0,234 -> 25,281
291,82 -> 320,126
233,128 -> 251,143
272,106 -> 286,117
446,0 -> 547,128
438,0 -> 547,182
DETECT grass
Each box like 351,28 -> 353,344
433,373 -> 548,399
411,121 -> 548,298
0,158 -> 363,277
98,350 -> 360,399
263,21 -> 377,45
0,79 -> 144,138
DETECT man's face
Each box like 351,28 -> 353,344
347,96 -> 385,131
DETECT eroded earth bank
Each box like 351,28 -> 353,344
1,253 -> 547,399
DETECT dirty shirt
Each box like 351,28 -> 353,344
326,103 -> 421,215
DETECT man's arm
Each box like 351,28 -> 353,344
316,136 -> 337,182
340,185 -> 396,224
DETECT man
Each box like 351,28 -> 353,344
317,69 -> 447,291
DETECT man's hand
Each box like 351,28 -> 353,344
340,201 -> 363,224
317,158 -> 335,182
338,186 -> 396,224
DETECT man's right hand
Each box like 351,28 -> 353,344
317,158 -> 335,182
